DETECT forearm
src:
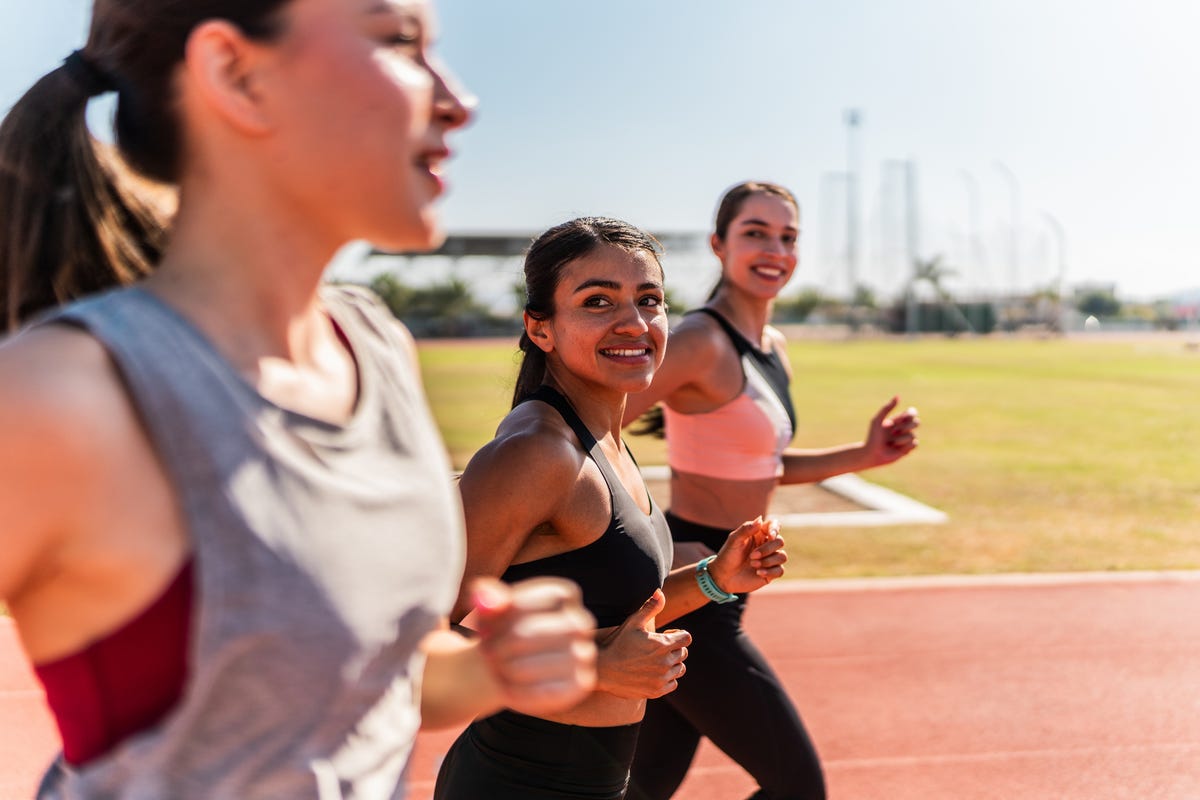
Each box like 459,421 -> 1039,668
780,443 -> 870,485
656,567 -> 713,625
418,628 -> 503,730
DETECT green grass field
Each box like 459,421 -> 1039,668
420,334 -> 1200,579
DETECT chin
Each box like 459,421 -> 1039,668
370,218 -> 444,255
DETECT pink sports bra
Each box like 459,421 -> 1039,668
664,308 -> 796,481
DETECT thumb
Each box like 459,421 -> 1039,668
625,588 -> 666,633
469,577 -> 513,634
872,396 -> 899,426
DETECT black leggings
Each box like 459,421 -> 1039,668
434,709 -> 641,799
626,513 -> 826,800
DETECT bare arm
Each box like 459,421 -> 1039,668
655,518 -> 788,625
0,343 -> 72,610
781,397 -> 920,485
452,412 -> 581,621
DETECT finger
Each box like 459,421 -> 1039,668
484,608 -> 595,660
468,578 -> 514,638
659,628 -> 692,648
871,396 -> 899,426
506,576 -> 584,613
754,550 -> 788,570
756,564 -> 786,580
623,588 -> 666,634
751,535 -> 786,560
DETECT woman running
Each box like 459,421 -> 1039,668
624,181 -> 920,800
0,1 -> 596,797
433,217 -> 789,800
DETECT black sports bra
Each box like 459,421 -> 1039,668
501,386 -> 672,628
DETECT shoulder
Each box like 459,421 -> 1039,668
459,401 -> 587,504
323,282 -> 421,369
763,324 -> 790,356
0,327 -> 134,587
670,311 -> 735,355
659,312 -> 737,376
0,325 -> 129,445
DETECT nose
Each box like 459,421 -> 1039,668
762,237 -> 790,258
613,301 -> 650,335
431,57 -> 476,131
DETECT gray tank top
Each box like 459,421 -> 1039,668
34,285 -> 464,799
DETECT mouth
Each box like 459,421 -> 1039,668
751,264 -> 788,280
599,346 -> 653,360
414,147 -> 451,192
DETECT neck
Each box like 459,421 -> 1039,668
709,287 -> 773,345
542,367 -> 628,445
146,178 -> 347,369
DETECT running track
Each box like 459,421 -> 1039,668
3,573 -> 1199,799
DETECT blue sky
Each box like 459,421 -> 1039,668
3,0 -> 1197,300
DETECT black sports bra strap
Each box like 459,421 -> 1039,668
528,385 -> 600,453
690,307 -> 756,356
528,385 -> 646,489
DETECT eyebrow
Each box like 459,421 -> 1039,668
572,278 -> 663,293
739,218 -> 799,232
365,2 -> 420,19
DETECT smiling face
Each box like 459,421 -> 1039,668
528,244 -> 669,398
256,0 -> 472,251
711,192 -> 800,300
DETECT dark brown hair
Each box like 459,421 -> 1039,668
512,217 -> 664,408
0,1 -> 291,330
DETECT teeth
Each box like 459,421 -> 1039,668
603,348 -> 647,357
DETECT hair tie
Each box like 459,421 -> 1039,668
62,49 -> 116,98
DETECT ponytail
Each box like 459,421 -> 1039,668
0,54 -> 169,331
1,0 -> 294,332
511,330 -> 548,408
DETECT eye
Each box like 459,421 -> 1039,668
639,294 -> 665,308
383,32 -> 420,50
782,234 -> 799,247
583,295 -> 613,308
380,16 -> 423,50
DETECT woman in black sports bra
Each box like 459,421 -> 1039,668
433,217 -> 789,800
623,181 -> 921,800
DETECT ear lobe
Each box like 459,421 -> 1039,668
183,20 -> 273,135
523,311 -> 554,354
710,233 -> 725,260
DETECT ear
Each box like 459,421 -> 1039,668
181,20 -> 274,135
523,311 -> 555,354
710,232 -> 725,260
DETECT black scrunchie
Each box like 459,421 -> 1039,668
62,50 -> 116,98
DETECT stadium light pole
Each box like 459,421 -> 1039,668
1040,211 -> 1067,331
845,109 -> 862,313
993,160 -> 1021,302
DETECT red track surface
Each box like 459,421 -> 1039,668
4,573 -> 1199,799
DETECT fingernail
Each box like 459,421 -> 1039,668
473,582 -> 507,612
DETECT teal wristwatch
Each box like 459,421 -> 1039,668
695,556 -> 739,604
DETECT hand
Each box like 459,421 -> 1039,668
707,517 -> 787,595
863,396 -> 920,468
471,576 -> 598,717
595,589 -> 691,700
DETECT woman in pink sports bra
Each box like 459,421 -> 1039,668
623,181 -> 921,800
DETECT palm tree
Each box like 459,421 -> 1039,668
905,255 -> 975,334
